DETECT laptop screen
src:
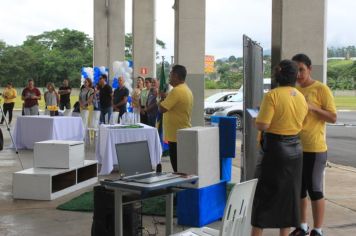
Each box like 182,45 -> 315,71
115,141 -> 153,177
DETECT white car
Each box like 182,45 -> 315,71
204,91 -> 237,108
204,92 -> 243,128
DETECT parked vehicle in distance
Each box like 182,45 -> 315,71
204,91 -> 237,108
205,79 -> 271,130
204,92 -> 243,129
263,78 -> 271,93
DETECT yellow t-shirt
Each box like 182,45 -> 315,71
3,87 -> 17,103
161,83 -> 193,142
256,86 -> 308,135
297,81 -> 336,152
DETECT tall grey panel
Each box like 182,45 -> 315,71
242,35 -> 263,181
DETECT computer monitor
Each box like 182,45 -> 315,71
115,141 -> 152,177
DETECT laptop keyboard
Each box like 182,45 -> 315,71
127,172 -> 164,181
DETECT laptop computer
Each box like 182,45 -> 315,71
115,141 -> 179,184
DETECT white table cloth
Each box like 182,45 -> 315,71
96,123 -> 162,175
12,116 -> 84,149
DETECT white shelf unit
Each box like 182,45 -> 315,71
13,160 -> 98,200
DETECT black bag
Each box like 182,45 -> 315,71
0,128 -> 3,151
91,185 -> 142,236
73,101 -> 80,113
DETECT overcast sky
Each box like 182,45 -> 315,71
0,0 -> 355,59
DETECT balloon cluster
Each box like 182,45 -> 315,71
112,60 -> 133,93
81,66 -> 108,86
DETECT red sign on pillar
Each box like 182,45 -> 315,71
140,67 -> 148,75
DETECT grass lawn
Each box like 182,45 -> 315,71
3,94 -> 356,111
334,96 -> 356,110
9,96 -> 79,110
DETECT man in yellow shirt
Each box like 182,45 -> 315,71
159,65 -> 193,172
290,54 -> 337,236
1,82 -> 17,125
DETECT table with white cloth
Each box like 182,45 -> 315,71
96,123 -> 162,175
12,116 -> 85,149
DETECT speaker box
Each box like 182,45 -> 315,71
91,185 -> 142,236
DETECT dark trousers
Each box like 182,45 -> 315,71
1,102 -> 15,124
168,142 -> 177,172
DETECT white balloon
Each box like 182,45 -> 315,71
124,81 -> 133,93
113,61 -> 121,75
100,66 -> 106,74
126,67 -> 133,74
124,72 -> 131,80
81,77 -> 85,86
84,67 -> 90,75
127,78 -> 133,85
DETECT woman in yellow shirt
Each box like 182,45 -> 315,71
1,82 -> 17,125
251,60 -> 308,236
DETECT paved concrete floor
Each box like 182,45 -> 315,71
1,115 -> 356,235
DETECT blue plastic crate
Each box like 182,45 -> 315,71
218,117 -> 237,158
221,158 -> 232,182
177,181 -> 227,227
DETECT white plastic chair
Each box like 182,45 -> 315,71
172,179 -> 258,236
63,109 -> 72,116
111,111 -> 120,124
80,110 -> 89,129
87,110 -> 101,145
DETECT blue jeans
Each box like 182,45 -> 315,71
100,106 -> 112,124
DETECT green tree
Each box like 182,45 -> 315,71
125,33 -> 166,60
0,28 -> 93,87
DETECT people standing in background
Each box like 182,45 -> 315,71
93,84 -> 100,111
140,77 -> 152,124
58,79 -> 71,111
0,82 -> 17,125
131,76 -> 144,122
98,74 -> 113,124
44,82 -> 59,116
251,60 -> 308,236
113,77 -> 129,119
79,78 -> 94,111
22,79 -> 41,116
289,54 -> 337,236
145,78 -> 159,127
159,65 -> 193,172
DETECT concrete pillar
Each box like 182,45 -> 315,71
93,0 -> 108,67
174,0 -> 206,126
132,0 -> 156,79
272,0 -> 327,83
94,0 -> 125,78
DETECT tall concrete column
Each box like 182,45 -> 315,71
272,0 -> 327,83
132,0 -> 156,79
94,0 -> 125,78
174,0 -> 206,126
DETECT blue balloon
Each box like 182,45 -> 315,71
128,60 -> 133,68
93,67 -> 101,86
112,77 -> 119,89
81,67 -> 88,79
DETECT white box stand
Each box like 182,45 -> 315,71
13,160 -> 98,200
177,126 -> 220,188
34,140 -> 84,169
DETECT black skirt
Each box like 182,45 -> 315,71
251,132 -> 302,228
